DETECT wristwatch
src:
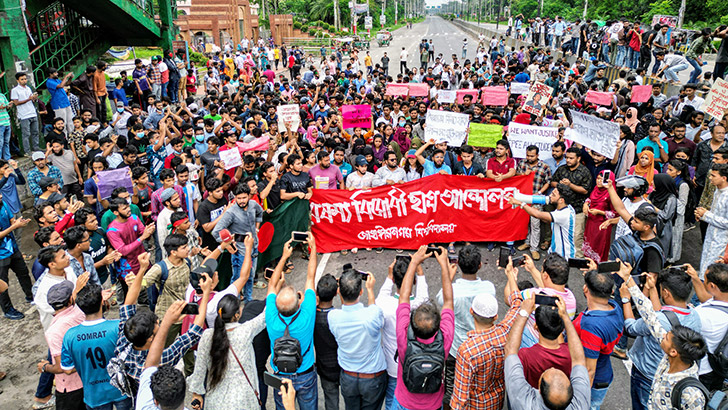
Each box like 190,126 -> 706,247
621,297 -> 630,304
518,309 -> 530,318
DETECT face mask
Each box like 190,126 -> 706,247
137,132 -> 145,138
117,107 -> 124,113
398,121 -> 406,127
626,112 -> 633,119
195,135 -> 205,142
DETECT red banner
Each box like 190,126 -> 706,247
309,174 -> 533,253
482,86 -> 509,106
408,83 -> 430,97
585,90 -> 614,106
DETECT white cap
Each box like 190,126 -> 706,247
188,103 -> 198,111
471,293 -> 498,318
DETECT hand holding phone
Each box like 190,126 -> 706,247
291,231 -> 309,242
568,258 -> 590,269
535,294 -> 558,306
181,302 -> 199,315
264,371 -> 284,390
426,246 -> 442,256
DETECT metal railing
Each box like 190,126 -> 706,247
129,0 -> 158,20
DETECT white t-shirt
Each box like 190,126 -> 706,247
11,84 -> 36,120
549,205 -> 576,259
400,50 -> 408,61
615,198 -> 645,239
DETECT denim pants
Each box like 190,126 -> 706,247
273,369 -> 318,410
687,57 -> 703,84
321,376 -> 341,410
615,45 -> 627,67
627,48 -> 640,69
665,63 -> 690,82
19,116 -> 39,153
151,83 -> 162,98
161,81 -> 169,98
601,43 -> 611,64
630,366 -> 651,410
384,375 -> 397,410
0,125 -> 10,160
86,397 -> 132,410
0,249 -> 34,313
168,78 -> 179,103
339,370 -> 387,410
590,385 -> 610,410
652,51 -> 662,75
36,350 -> 54,399
231,249 -> 258,302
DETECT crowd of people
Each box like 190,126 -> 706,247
0,19 -> 727,410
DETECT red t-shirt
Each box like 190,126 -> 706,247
517,343 -> 572,388
486,157 -> 516,175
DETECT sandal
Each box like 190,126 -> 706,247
253,280 -> 268,289
23,254 -> 34,261
610,350 -> 628,360
284,261 -> 294,273
448,244 -> 456,254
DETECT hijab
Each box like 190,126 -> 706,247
634,150 -> 655,186
625,107 -> 639,133
388,140 -> 403,163
589,170 -> 616,209
392,127 -> 411,152
362,146 -> 379,173
649,174 -> 678,210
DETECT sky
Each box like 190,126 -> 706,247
425,0 -> 448,8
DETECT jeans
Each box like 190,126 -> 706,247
400,61 -> 407,74
0,125 -> 10,160
601,43 -> 611,64
161,81 -> 169,98
715,62 -> 728,79
627,48 -> 640,69
168,78 -> 179,103
151,83 -> 162,98
665,63 -> 690,83
36,350 -> 54,399
231,250 -> 258,302
652,51 -> 662,75
273,368 -> 318,410
590,385 -> 610,410
687,57 -> 703,84
630,366 -> 651,410
385,375 -> 397,410
339,370 -> 387,410
19,116 -> 39,153
86,397 -> 132,410
0,249 -> 33,313
321,376 -> 340,410
615,45 -> 627,67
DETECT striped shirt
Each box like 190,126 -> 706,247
0,94 -> 10,126
549,205 -> 576,259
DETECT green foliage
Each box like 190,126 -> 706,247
301,25 -> 309,33
189,51 -> 208,66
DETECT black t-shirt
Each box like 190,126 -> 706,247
196,198 -> 227,249
200,151 -> 220,176
313,306 -> 340,382
279,171 -> 312,195
240,300 -> 270,375
258,178 -> 281,210
640,236 -> 664,275
136,184 -> 153,224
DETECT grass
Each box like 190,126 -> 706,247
104,46 -> 163,63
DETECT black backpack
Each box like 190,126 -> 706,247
706,305 -> 728,378
273,311 -> 311,373
608,232 -> 665,275
402,326 -> 445,394
670,377 -> 728,409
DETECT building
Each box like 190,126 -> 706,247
176,0 -> 259,50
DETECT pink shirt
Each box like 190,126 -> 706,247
395,303 -> 455,410
308,164 -> 343,190
45,305 -> 86,392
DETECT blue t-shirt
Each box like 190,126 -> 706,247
46,78 -> 71,110
265,288 -> 316,374
83,178 -> 104,217
635,138 -> 668,160
423,159 -> 452,177
573,299 -> 624,385
0,205 -> 17,258
110,88 -> 128,106
61,319 -> 126,407
337,162 -> 352,181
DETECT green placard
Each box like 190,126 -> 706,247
467,123 -> 503,147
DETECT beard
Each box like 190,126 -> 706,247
52,149 -> 64,156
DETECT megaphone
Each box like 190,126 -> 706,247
512,191 -> 550,208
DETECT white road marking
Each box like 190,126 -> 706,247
314,252 -> 331,285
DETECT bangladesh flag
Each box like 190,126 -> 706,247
257,198 -> 311,269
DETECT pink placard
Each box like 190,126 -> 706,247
456,89 -> 480,104
341,104 -> 372,129
630,85 -> 653,103
236,137 -> 269,153
408,83 -> 429,97
585,90 -> 614,106
385,83 -> 409,96
482,86 -> 508,106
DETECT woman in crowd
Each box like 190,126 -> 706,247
613,124 -> 636,178
649,174 -> 679,261
666,159 -> 694,262
629,150 -> 657,190
403,149 -> 423,181
583,170 -> 616,262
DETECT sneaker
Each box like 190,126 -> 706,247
684,223 -> 696,232
531,251 -> 541,261
517,243 -> 530,251
375,248 -> 384,254
486,243 -> 495,251
32,396 -> 55,409
4,308 -> 24,320
25,297 -> 34,304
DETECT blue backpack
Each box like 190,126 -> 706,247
608,232 -> 665,275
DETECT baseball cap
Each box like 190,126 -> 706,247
160,188 -> 176,202
406,149 -> 417,159
471,293 -> 498,318
116,101 -> 124,107
47,281 -> 74,308
151,56 -> 159,61
39,176 -> 59,190
190,258 -> 218,293
31,152 -> 45,161
45,192 -> 65,205
355,155 -> 367,166
188,103 -> 198,111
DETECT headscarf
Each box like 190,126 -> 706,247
589,170 -> 616,209
362,146 -> 379,173
392,127 -> 411,152
388,140 -> 403,163
371,137 -> 387,162
555,107 -> 570,128
625,107 -> 640,133
351,138 -> 367,156
649,174 -> 678,210
634,150 -> 655,186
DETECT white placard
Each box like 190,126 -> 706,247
437,90 -> 456,104
424,109 -> 470,147
507,123 -> 559,160
219,148 -> 242,170
565,111 -> 620,158
510,82 -> 531,95
277,104 -> 300,130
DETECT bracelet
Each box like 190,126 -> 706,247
42,363 -> 48,373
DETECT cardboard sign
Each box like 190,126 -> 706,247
277,104 -> 300,130
408,83 -> 429,97
510,82 -> 531,95
456,89 -> 480,104
585,90 -> 614,106
467,123 -> 503,147
438,90 -> 456,104
523,82 -> 553,115
565,111 -> 620,158
507,123 -> 559,160
482,86 -> 508,106
702,78 -> 728,119
424,109 -> 470,147
386,83 -> 409,96
631,85 -> 653,103
219,147 -> 243,170
341,104 -> 372,129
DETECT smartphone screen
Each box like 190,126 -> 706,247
426,246 -> 442,255
291,231 -> 308,242
498,247 -> 511,268
568,258 -> 590,269
181,302 -> 199,315
512,255 -> 525,267
448,253 -> 458,265
535,294 -> 558,306
356,270 -> 369,280
263,371 -> 284,390
264,268 -> 275,280
598,261 -> 621,273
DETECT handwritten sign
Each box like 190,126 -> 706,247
585,90 -> 614,106
456,89 -> 480,104
510,82 -> 531,95
468,123 -> 503,147
277,104 -> 300,131
507,123 -> 559,160
96,168 -> 133,199
341,104 -> 372,129
408,83 -> 429,97
220,147 -> 243,170
565,111 -> 620,158
424,110 -> 470,147
386,83 -> 409,96
702,78 -> 728,119
482,86 -> 508,106
438,90 -> 456,104
523,82 -> 553,115
631,85 -> 653,103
